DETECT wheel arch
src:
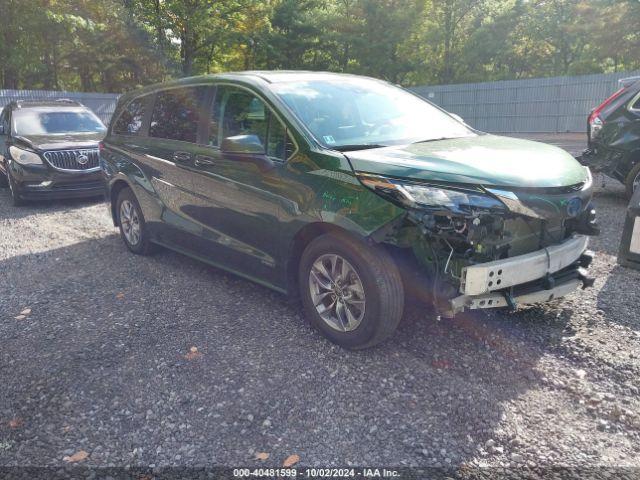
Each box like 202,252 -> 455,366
285,222 -> 370,296
109,178 -> 133,226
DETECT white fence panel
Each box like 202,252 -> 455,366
0,89 -> 120,125
412,71 -> 640,133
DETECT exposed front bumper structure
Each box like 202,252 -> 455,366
449,235 -> 594,314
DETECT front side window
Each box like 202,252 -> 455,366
210,86 -> 292,160
149,87 -> 207,143
13,108 -> 106,136
271,78 -> 474,150
113,98 -> 147,136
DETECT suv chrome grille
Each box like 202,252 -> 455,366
43,148 -> 100,171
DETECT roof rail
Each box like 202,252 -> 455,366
14,98 -> 83,108
55,98 -> 84,106
619,76 -> 640,88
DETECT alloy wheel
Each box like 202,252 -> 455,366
308,253 -> 366,332
120,200 -> 141,246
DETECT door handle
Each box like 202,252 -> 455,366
172,151 -> 192,163
194,155 -> 216,167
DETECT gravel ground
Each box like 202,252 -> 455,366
1,147 -> 639,475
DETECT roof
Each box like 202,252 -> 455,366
214,70 -> 379,84
121,70 -> 384,97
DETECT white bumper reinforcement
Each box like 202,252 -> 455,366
450,279 -> 582,314
459,235 -> 589,296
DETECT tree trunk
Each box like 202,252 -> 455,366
441,0 -> 455,83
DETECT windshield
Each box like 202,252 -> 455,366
271,77 -> 474,149
13,109 -> 106,135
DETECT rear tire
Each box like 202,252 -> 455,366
116,187 -> 156,255
625,162 -> 640,199
298,232 -> 404,349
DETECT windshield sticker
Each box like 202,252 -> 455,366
323,135 -> 336,144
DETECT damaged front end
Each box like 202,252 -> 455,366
358,171 -> 599,316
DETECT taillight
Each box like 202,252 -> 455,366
588,86 -> 627,142
588,87 -> 626,125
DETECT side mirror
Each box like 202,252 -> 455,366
221,134 -> 265,155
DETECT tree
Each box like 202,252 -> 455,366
128,0 -> 252,76
1,0 -> 639,91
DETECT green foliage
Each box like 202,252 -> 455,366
1,0 -> 639,91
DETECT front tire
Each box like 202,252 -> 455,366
298,232 -> 404,349
625,162 -> 640,199
7,171 -> 25,206
0,167 -> 8,188
116,187 -> 156,255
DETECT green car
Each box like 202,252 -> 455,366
101,71 -> 597,349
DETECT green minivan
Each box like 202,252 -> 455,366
101,71 -> 598,349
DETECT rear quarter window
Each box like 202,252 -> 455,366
149,87 -> 208,143
112,96 -> 149,136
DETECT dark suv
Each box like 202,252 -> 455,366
0,99 -> 107,205
580,76 -> 640,198
102,72 -> 596,349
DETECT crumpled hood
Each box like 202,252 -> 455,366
15,132 -> 104,151
346,134 -> 588,188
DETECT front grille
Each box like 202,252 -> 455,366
43,148 -> 100,171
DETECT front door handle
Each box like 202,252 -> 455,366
194,155 -> 216,167
173,151 -> 192,163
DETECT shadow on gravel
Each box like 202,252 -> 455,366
0,235 -> 568,467
0,190 -> 105,221
596,265 -> 640,332
588,187 -> 628,257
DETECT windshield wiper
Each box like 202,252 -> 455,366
333,144 -> 388,152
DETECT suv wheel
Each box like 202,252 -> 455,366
116,187 -> 156,255
7,171 -> 25,206
626,163 -> 640,199
298,232 -> 404,349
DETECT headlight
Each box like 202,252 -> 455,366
357,173 -> 506,214
583,166 -> 593,190
9,146 -> 43,165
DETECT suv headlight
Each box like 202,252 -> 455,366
9,146 -> 43,165
357,173 -> 506,214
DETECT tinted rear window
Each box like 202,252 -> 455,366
149,87 -> 207,143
